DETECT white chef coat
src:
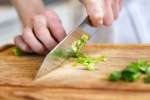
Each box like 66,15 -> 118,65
113,0 -> 150,44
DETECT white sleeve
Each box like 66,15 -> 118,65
113,0 -> 150,44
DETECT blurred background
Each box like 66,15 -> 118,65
0,0 -> 150,47
0,0 -> 21,46
0,0 -> 111,46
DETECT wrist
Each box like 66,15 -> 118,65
11,0 -> 45,26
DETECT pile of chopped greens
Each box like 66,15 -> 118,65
52,34 -> 107,71
71,34 -> 106,71
108,59 -> 150,83
71,34 -> 107,70
74,54 -> 107,71
71,34 -> 89,56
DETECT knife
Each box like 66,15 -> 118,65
35,18 -> 92,80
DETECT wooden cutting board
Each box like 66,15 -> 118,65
0,45 -> 150,100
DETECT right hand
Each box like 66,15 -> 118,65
80,0 -> 122,27
14,10 -> 66,55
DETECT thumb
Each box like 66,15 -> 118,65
80,0 -> 104,27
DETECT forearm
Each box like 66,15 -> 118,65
11,0 -> 45,26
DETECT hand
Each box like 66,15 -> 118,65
14,10 -> 66,55
80,0 -> 122,27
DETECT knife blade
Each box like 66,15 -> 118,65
35,18 -> 91,80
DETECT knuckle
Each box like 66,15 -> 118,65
91,14 -> 103,26
35,30 -> 43,38
44,10 -> 59,20
32,15 -> 40,22
32,16 -> 39,23
32,15 -> 46,25
44,10 -> 57,16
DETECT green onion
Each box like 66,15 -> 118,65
13,47 -> 35,56
51,49 -> 74,59
122,70 -> 141,82
108,59 -> 150,83
70,34 -> 106,71
137,59 -> 150,73
126,63 -> 140,73
109,71 -> 122,81
51,34 -> 107,71
75,55 -> 96,71
71,34 -> 90,55
144,67 -> 150,83
145,67 -> 150,76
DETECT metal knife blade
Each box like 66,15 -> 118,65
35,18 -> 91,80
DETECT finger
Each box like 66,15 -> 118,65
112,0 -> 119,20
81,0 -> 104,27
22,27 -> 48,55
103,0 -> 114,26
32,15 -> 57,51
14,35 -> 32,52
44,10 -> 66,42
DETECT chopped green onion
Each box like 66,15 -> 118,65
146,67 -> 150,76
13,47 -> 35,56
71,34 -> 90,55
51,49 -> 74,59
108,58 -> 150,83
75,55 -> 96,71
109,71 -> 122,81
74,55 -> 107,71
126,63 -> 140,73
70,34 -> 106,71
137,59 -> 150,72
50,34 -> 107,71
122,70 -> 141,82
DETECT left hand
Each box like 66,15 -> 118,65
80,0 -> 122,27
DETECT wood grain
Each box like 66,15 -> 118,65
0,45 -> 150,100
35,45 -> 150,91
